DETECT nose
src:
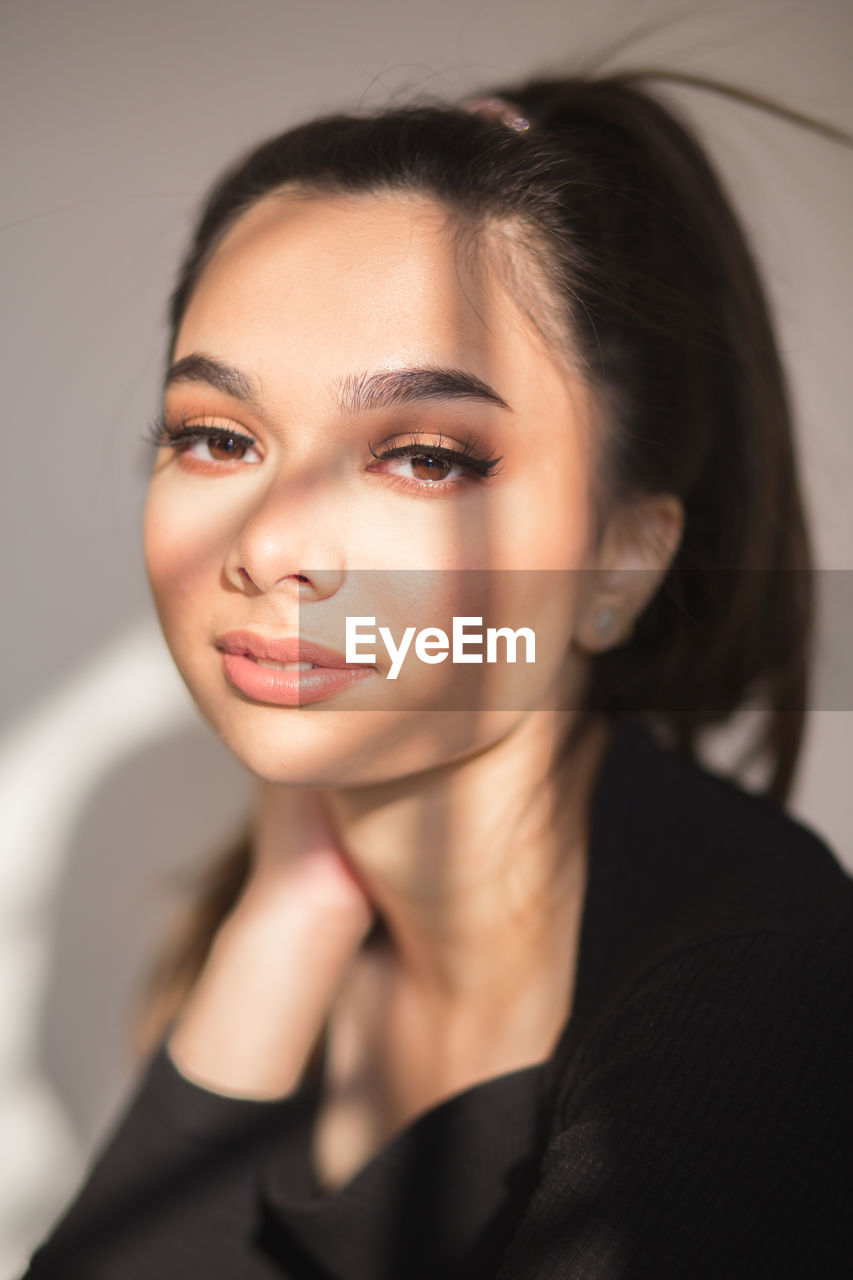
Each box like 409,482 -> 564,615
223,455 -> 346,601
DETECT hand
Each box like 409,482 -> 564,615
235,784 -> 374,926
167,787 -> 376,1099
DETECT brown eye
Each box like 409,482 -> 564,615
203,436 -> 255,463
367,438 -> 502,492
151,423 -> 263,468
408,453 -> 454,482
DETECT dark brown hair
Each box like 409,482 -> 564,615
134,69 -> 843,1058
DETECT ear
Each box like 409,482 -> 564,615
573,493 -> 684,654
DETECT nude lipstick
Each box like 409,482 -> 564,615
215,631 -> 375,706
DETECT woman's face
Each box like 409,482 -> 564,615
143,190 -> 602,786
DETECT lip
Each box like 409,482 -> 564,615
214,630 -> 376,707
215,631 -> 367,669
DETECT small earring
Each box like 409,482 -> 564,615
594,607 -> 616,634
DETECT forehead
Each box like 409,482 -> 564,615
184,190 -> 516,341
175,189 -> 582,421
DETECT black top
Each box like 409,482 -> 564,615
23,720 -> 853,1279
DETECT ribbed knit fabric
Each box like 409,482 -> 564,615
494,927 -> 853,1278
22,721 -> 853,1279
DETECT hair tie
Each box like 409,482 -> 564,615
462,96 -> 531,134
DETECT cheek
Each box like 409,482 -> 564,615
456,436 -> 596,576
514,462 -> 595,570
142,484 -> 221,629
351,565 -> 585,716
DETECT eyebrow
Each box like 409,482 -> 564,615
338,367 -> 511,413
165,354 -> 261,403
164,353 -> 511,413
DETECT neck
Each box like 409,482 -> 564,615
255,712 -> 610,1016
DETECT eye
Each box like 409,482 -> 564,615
143,415 -> 262,467
367,437 -> 502,492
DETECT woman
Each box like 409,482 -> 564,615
24,70 -> 853,1278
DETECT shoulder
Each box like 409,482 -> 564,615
567,923 -> 853,1100
584,721 -> 853,993
502,927 -> 853,1277
503,723 -> 853,1273
561,719 -> 853,1087
572,719 -> 853,1104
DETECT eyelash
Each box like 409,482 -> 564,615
142,413 -> 504,490
366,435 -> 502,484
142,414 -> 260,464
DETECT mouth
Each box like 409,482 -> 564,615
214,630 -> 372,671
253,659 -> 318,671
214,631 -> 376,707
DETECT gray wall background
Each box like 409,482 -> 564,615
2,0 -> 851,1272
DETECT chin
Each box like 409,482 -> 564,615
194,690 -> 523,790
